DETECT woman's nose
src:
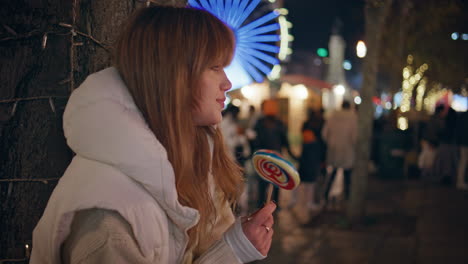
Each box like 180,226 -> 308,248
222,71 -> 232,91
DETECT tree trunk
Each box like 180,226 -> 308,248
0,1 -> 76,260
0,0 -> 186,260
389,0 -> 412,93
347,0 -> 393,224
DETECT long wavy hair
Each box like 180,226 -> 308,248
114,5 -> 243,252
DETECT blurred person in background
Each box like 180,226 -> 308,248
220,103 -> 251,164
456,109 -> 468,190
253,99 -> 297,208
432,108 -> 459,185
420,105 -> 446,181
298,108 -> 325,211
241,105 -> 263,209
423,105 -> 446,147
321,101 -> 358,206
220,103 -> 251,215
244,105 -> 261,154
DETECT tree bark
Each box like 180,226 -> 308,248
0,0 -> 186,260
0,1 -> 76,260
390,0 -> 412,94
346,0 -> 393,224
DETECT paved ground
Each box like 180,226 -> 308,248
252,177 -> 468,264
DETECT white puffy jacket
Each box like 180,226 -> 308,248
30,68 -> 263,264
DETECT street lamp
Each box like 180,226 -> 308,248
356,40 -> 367,58
241,85 -> 256,100
343,60 -> 352,70
334,84 -> 346,95
354,96 -> 362,105
293,84 -> 308,100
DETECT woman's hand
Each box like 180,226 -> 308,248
241,202 -> 277,256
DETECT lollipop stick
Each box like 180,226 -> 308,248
265,183 -> 274,204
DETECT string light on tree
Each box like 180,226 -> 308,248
423,84 -> 446,113
415,77 -> 427,111
397,116 -> 408,131
461,87 -> 468,97
400,54 -> 428,113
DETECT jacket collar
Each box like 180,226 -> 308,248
63,67 -> 199,230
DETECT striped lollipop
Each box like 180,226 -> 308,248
252,149 -> 300,202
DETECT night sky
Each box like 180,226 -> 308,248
284,0 -> 366,62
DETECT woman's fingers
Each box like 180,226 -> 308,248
241,202 -> 277,255
256,226 -> 274,255
249,202 -> 276,225
262,214 -> 274,229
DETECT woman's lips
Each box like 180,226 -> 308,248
217,98 -> 226,108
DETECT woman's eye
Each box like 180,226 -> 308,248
211,66 -> 221,71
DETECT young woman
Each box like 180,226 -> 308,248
30,5 -> 276,264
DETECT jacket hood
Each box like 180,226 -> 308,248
63,67 -> 199,229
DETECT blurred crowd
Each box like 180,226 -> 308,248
372,104 -> 467,190
416,105 -> 467,189
220,100 -> 468,215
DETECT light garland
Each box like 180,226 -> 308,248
0,22 -> 107,121
461,87 -> 468,97
0,96 -> 69,118
423,84 -> 446,113
397,116 -> 408,131
0,95 -> 68,104
0,177 -> 61,183
400,54 -> 428,113
415,78 -> 427,111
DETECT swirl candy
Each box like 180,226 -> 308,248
252,149 -> 300,191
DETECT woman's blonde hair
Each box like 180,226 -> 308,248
114,5 -> 243,251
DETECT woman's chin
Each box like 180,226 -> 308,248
194,116 -> 222,126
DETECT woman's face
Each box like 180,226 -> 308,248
193,64 -> 232,126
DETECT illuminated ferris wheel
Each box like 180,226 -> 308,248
188,0 -> 290,89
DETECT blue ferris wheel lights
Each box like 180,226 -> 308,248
237,12 -> 279,34
239,52 -> 273,76
215,0 -> 226,16
241,23 -> 280,38
238,43 -> 279,53
236,53 -> 264,82
232,0 -> 261,28
188,0 -> 282,88
224,0 -> 235,24
243,47 -> 279,65
239,34 -> 280,42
